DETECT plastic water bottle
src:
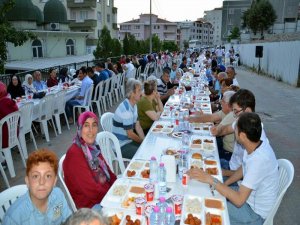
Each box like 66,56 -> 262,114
158,196 -> 168,216
149,156 -> 158,183
158,163 -> 167,197
150,206 -> 162,225
182,131 -> 190,150
164,207 -> 176,225
58,79 -> 62,90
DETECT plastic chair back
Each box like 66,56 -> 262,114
38,94 -> 55,120
96,131 -> 125,174
18,102 -> 34,132
100,112 -> 114,132
0,184 -> 28,223
54,90 -> 67,114
58,154 -> 77,212
135,66 -> 142,80
0,111 -> 21,148
82,84 -> 94,107
263,159 -> 294,225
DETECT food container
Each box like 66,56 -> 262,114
144,183 -> 154,202
135,197 -> 146,215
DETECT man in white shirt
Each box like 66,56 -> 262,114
188,112 -> 279,225
123,58 -> 135,79
226,65 -> 239,87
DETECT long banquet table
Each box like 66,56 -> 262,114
101,84 -> 230,225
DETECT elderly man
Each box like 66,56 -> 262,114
33,70 -> 47,91
112,78 -> 145,159
188,112 -> 279,225
157,68 -> 175,105
65,67 -> 93,123
226,65 -> 239,87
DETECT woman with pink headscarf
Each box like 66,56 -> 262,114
63,111 -> 116,209
0,82 -> 18,148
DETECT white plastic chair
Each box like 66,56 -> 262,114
102,78 -> 112,108
53,90 -> 70,134
73,84 -> 94,121
0,162 -> 9,188
18,102 -> 37,159
263,159 -> 294,225
0,111 -> 26,178
117,72 -> 126,99
34,94 -> 57,142
58,154 -> 77,212
96,131 -> 127,175
91,81 -> 103,116
0,184 -> 28,222
135,66 -> 142,81
140,63 -> 150,81
100,112 -> 132,148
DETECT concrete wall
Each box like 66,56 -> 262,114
237,41 -> 300,86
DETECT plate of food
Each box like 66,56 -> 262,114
203,138 -> 216,151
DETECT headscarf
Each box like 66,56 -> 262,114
22,74 -> 36,93
74,111 -> 110,183
7,75 -> 25,99
0,82 -> 8,99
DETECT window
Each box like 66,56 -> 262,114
134,33 -> 140,38
134,25 -> 140,29
229,8 -> 234,15
66,39 -> 75,56
32,40 -> 43,58
107,0 -> 110,6
75,0 -> 83,2
71,11 -> 76,20
97,12 -> 101,21
107,14 -> 110,23
79,11 -> 88,21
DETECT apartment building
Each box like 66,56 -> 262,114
204,8 -> 223,46
119,14 -> 178,44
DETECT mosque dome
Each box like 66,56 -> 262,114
3,0 -> 39,22
44,0 -> 67,23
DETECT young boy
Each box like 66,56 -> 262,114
3,149 -> 72,224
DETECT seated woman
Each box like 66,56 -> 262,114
7,75 -> 25,99
22,74 -> 36,94
63,111 -> 116,209
0,82 -> 18,149
137,80 -> 164,134
47,68 -> 58,87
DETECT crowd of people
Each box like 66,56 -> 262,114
1,48 -> 279,225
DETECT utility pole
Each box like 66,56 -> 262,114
149,0 -> 152,53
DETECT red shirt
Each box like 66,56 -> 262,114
0,97 -> 18,148
47,78 -> 58,87
63,143 -> 117,209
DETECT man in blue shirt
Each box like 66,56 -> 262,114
33,71 -> 47,91
3,149 -> 71,225
65,67 -> 93,123
96,62 -> 109,82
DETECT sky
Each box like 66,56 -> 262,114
114,0 -> 224,23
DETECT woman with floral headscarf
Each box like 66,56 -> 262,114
63,111 -> 116,209
0,82 -> 18,148
22,74 -> 36,94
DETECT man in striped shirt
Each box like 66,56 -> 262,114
112,78 -> 145,159
157,68 -> 175,105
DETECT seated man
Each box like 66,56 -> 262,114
33,70 -> 47,91
179,56 -> 188,72
188,112 -> 279,225
96,62 -> 109,82
157,68 -> 175,105
65,67 -> 93,123
112,78 -> 145,159
123,57 -> 135,79
3,149 -> 71,225
226,65 -> 239,87
63,208 -> 106,225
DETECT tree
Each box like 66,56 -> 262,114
227,26 -> 240,42
242,0 -> 276,38
111,38 -> 122,57
151,35 -> 161,53
0,0 -> 36,73
122,33 -> 130,55
93,25 -> 113,59
183,40 -> 189,50
162,41 -> 179,52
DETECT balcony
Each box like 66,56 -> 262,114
67,0 -> 96,8
112,7 -> 118,14
113,23 -> 118,30
69,19 -> 97,29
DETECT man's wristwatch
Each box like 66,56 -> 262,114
211,177 -> 220,190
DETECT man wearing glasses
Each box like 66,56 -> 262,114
210,89 -> 269,176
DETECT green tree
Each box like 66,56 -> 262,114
242,0 -> 276,38
111,38 -> 122,57
127,33 -> 137,55
151,35 -> 161,53
183,40 -> 189,50
93,25 -> 113,59
122,33 -> 130,55
227,26 -> 240,42
162,41 -> 179,52
0,0 -> 36,73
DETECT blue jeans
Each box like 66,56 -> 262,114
65,99 -> 80,118
228,186 -> 264,225
220,158 -> 230,170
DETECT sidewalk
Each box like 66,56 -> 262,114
1,67 -> 299,224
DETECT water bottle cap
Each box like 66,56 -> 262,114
166,207 -> 173,213
151,156 -> 156,160
159,162 -> 164,167
153,206 -> 160,212
159,197 -> 166,202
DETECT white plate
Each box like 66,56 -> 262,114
172,131 -> 184,138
